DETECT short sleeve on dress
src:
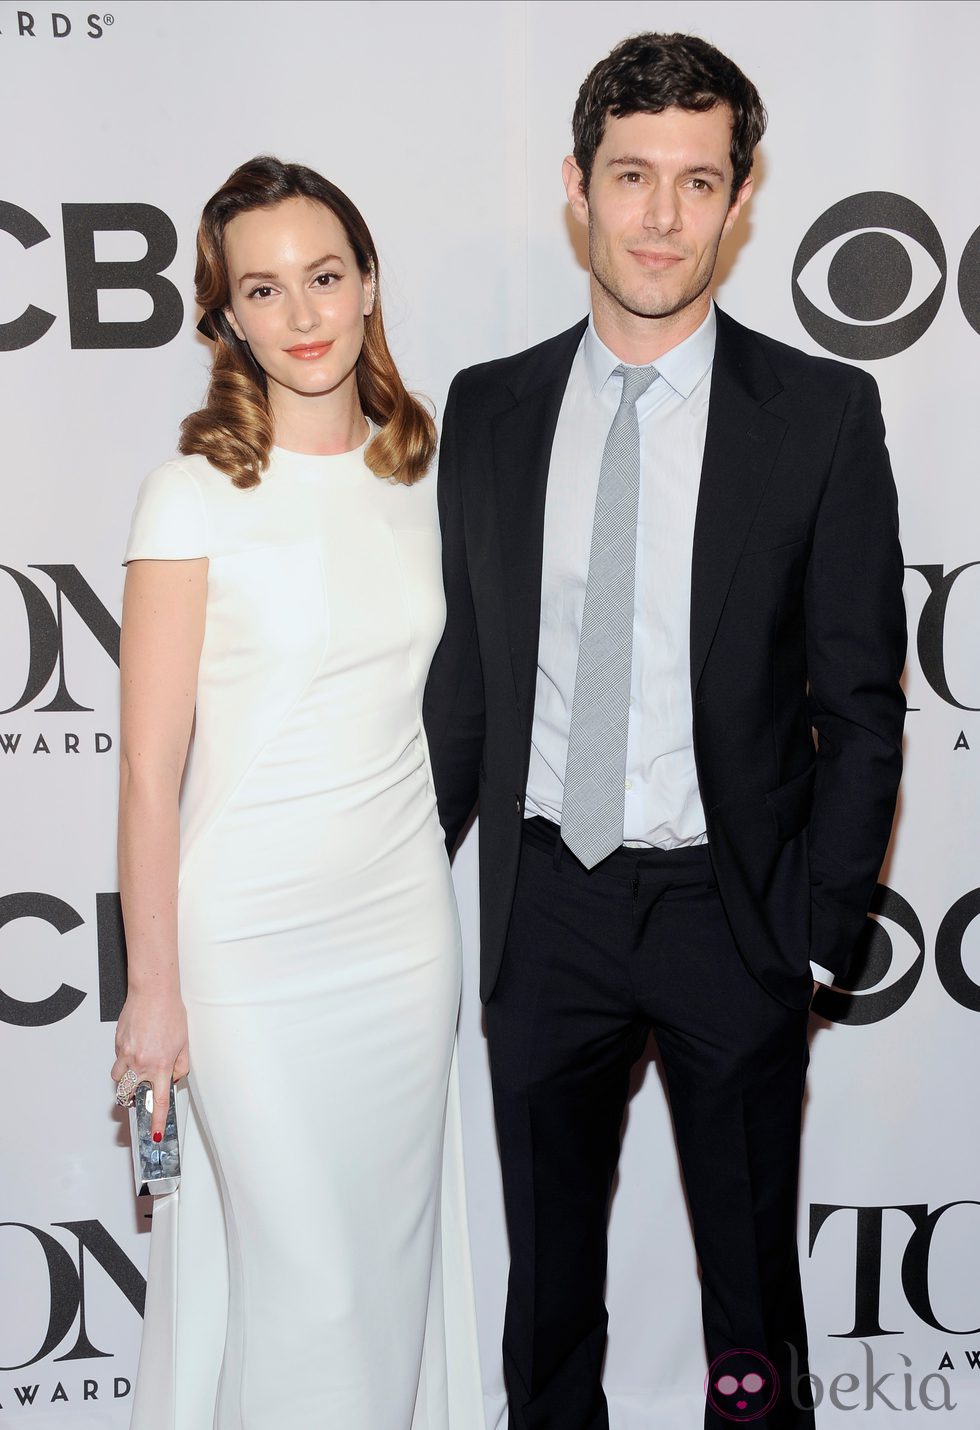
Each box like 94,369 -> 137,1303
123,461 -> 209,564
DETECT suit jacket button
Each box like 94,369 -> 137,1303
515,795 -> 522,812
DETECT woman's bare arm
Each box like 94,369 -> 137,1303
111,557 -> 207,1139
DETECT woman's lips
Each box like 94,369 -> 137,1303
284,341 -> 334,360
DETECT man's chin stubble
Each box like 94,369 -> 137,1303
592,267 -> 712,323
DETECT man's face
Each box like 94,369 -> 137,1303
564,105 -> 752,325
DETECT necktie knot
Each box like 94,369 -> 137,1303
614,363 -> 658,408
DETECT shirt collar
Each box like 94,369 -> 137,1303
584,301 -> 716,401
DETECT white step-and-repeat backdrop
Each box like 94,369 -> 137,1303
2,2 -> 978,1426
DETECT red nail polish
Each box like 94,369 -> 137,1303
152,1131 -> 163,1143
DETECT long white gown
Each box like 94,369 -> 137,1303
123,431 -> 485,1430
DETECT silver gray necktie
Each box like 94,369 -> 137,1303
560,363 -> 658,868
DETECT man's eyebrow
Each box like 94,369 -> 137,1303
236,254 -> 345,284
606,156 -> 727,182
679,164 -> 727,182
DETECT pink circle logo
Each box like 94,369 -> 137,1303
705,1348 -> 779,1422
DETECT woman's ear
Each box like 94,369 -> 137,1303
364,260 -> 377,317
224,304 -> 246,341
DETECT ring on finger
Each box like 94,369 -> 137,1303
115,1067 -> 141,1107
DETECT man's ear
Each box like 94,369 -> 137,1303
562,155 -> 590,227
224,304 -> 246,342
721,174 -> 754,239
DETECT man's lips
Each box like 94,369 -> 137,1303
284,341 -> 334,359
628,249 -> 687,268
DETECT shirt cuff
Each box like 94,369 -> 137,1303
809,961 -> 837,987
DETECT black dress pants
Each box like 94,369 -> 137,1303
486,817 -> 815,1430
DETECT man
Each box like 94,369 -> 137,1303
423,31 -> 906,1430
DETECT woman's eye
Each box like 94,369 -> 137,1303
312,272 -> 341,288
248,285 -> 275,300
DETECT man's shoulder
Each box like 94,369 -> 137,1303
716,307 -> 877,400
446,309 -> 878,415
449,319 -> 588,406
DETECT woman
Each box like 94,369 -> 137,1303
111,156 -> 484,1430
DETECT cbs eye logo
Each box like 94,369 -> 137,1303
792,192 -> 980,358
810,883 -> 980,1026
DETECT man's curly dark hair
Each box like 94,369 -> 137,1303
572,32 -> 767,203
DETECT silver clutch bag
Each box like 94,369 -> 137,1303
129,1081 -> 181,1195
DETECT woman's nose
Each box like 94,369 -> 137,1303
287,291 -> 319,332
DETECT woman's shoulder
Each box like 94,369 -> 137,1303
142,451 -> 231,494
124,455 -> 220,564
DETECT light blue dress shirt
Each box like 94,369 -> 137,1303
524,303 -> 832,986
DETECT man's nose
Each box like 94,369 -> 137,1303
642,182 -> 682,234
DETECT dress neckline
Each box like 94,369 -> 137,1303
272,418 -> 376,463
271,421 -> 377,485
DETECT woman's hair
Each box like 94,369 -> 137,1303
179,156 -> 436,488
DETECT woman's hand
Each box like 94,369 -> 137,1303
112,991 -> 189,1141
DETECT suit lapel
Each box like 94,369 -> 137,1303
493,321 -> 586,725
690,310 -> 788,688
489,310 -> 786,721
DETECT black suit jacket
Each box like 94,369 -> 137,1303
423,307 -> 907,1009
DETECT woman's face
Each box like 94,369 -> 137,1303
223,195 -> 373,408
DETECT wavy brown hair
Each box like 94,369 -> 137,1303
179,156 -> 436,488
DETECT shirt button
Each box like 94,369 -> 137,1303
625,778 -> 633,791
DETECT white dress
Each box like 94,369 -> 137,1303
123,433 -> 485,1430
